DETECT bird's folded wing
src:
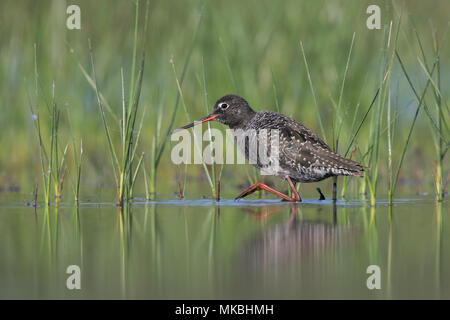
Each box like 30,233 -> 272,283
281,142 -> 363,174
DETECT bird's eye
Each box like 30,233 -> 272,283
219,102 -> 229,109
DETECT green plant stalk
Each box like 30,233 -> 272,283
52,86 -> 61,200
342,86 -> 381,199
370,75 -> 390,206
414,29 -> 448,201
171,58 -> 214,196
29,100 -> 49,204
368,20 -> 400,206
89,39 -> 120,178
119,0 -> 146,203
372,64 -> 393,205
201,57 -> 219,199
86,1 -> 149,207
46,83 -> 57,205
49,89 -> 68,203
78,62 -> 119,124
76,140 -> 83,202
32,45 -> 50,204
87,0 -> 147,206
119,57 -> 145,205
150,136 -> 157,195
127,0 -> 140,114
126,102 -> 147,200
433,32 -> 443,202
392,79 -> 432,196
30,82 -> 68,205
299,41 -> 327,142
387,88 -> 393,204
368,92 -> 384,206
340,101 -> 361,198
344,89 -> 380,158
39,118 -> 50,205
46,143 -> 53,204
89,43 -> 120,204
182,162 -> 188,199
131,104 -> 147,172
388,85 -> 400,203
56,144 -> 68,199
130,152 -> 145,199
334,32 -> 355,152
330,33 -> 355,201
154,5 -> 205,170
394,52 -> 435,198
366,81 -> 385,204
127,100 -> 147,197
300,40 -> 334,201
150,91 -> 163,195
143,161 -> 150,200
67,110 -> 82,202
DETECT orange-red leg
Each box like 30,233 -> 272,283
286,176 -> 301,202
235,176 -> 302,202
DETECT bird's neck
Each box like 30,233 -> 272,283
228,107 -> 256,130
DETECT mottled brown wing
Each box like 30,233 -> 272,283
280,137 -> 326,169
280,119 -> 331,151
279,125 -> 364,175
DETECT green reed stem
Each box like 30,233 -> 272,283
87,0 -> 147,206
155,4 -> 205,170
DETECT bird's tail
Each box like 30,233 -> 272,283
325,152 -> 364,177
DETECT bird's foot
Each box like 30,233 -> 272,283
316,187 -> 326,200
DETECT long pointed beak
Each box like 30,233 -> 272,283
173,114 -> 217,133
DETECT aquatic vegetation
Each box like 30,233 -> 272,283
364,19 -> 400,207
84,0 -> 149,206
67,111 -> 83,203
413,30 -> 449,201
0,1 -> 446,202
29,47 -> 68,205
150,5 -> 205,198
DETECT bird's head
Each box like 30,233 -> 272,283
175,94 -> 255,131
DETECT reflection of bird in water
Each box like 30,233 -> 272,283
241,206 -> 285,220
237,206 -> 359,271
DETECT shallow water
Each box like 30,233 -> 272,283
0,193 -> 448,299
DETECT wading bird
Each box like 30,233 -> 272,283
176,94 -> 363,202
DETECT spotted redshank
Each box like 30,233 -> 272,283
176,94 -> 364,202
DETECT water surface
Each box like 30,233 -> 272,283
0,194 -> 448,299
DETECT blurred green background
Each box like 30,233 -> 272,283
0,0 -> 448,200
